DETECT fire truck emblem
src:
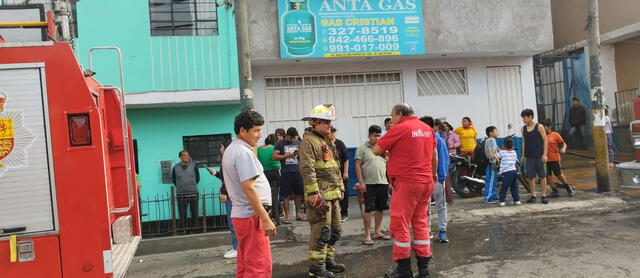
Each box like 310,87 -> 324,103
0,91 -> 37,177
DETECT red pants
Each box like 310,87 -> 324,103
389,179 -> 434,261
232,215 -> 272,278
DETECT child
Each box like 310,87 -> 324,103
496,139 -> 520,206
484,126 -> 500,204
521,109 -> 549,204
542,119 -> 575,197
605,106 -> 615,167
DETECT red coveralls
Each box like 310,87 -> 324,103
376,116 -> 437,261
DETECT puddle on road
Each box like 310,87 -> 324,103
273,216 -> 586,277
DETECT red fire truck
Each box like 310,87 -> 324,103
0,5 -> 141,278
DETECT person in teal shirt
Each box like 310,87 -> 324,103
258,133 -> 282,225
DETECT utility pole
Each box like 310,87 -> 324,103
587,0 -> 611,192
233,0 -> 254,111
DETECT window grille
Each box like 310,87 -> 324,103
182,133 -> 231,168
265,72 -> 404,89
416,68 -> 467,96
149,0 -> 218,36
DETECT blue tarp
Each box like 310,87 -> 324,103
562,54 -> 592,138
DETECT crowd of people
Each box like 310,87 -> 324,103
166,99 -> 618,278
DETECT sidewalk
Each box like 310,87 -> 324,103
288,191 -> 628,243
135,152 -> 636,256
564,150 -> 640,198
289,152 -> 634,243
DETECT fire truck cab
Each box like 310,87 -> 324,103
0,5 -> 141,278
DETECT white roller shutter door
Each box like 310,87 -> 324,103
0,64 -> 56,235
486,66 -> 525,135
264,72 -> 403,147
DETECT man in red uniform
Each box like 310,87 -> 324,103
373,103 -> 438,278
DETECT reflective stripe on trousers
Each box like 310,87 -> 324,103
389,179 -> 434,261
413,239 -> 431,245
307,199 -> 341,267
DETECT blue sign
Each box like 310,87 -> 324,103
277,0 -> 425,59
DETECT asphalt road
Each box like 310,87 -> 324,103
127,208 -> 640,278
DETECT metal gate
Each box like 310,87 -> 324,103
263,72 -> 403,147
534,57 -> 568,132
534,53 -> 592,133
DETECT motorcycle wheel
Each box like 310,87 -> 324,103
515,163 -> 531,194
518,173 -> 531,194
453,169 -> 482,198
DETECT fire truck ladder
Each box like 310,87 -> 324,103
88,47 -> 134,214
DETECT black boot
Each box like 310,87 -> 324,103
325,260 -> 346,273
309,265 -> 335,278
565,184 -> 575,197
385,258 -> 413,278
415,256 -> 431,277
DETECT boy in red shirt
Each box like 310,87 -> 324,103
542,119 -> 575,197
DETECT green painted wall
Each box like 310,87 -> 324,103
129,104 -> 240,220
72,0 -> 243,221
75,0 -> 239,93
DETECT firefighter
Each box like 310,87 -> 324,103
299,104 -> 347,278
373,103 -> 438,278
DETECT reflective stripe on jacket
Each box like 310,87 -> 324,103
299,131 -> 345,200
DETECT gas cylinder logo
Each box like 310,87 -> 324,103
0,90 -> 37,177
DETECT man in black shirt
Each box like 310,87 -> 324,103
329,127 -> 350,221
569,98 -> 587,149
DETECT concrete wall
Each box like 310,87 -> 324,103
249,0 -> 553,60
75,0 -> 239,93
71,1 -> 242,222
551,0 -> 640,48
253,56 -> 537,147
614,40 -> 640,91
129,104 -> 240,220
600,44 -> 619,109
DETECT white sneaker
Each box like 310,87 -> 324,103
514,201 -> 522,205
223,249 -> 237,259
499,202 -> 506,207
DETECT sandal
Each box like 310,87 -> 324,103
296,217 -> 307,221
362,239 -> 374,245
283,219 -> 292,224
374,234 -> 391,240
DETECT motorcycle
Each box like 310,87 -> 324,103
449,125 -> 530,198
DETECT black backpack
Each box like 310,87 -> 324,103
473,138 -> 489,168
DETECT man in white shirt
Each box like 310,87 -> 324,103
223,110 -> 275,278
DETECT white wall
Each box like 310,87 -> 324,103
600,44 -> 619,110
253,56 -> 537,146
584,44 -> 619,110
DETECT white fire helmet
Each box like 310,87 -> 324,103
302,104 -> 336,121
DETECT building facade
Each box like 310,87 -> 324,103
73,0 -> 240,222
537,0 -> 640,150
247,0 -> 554,147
